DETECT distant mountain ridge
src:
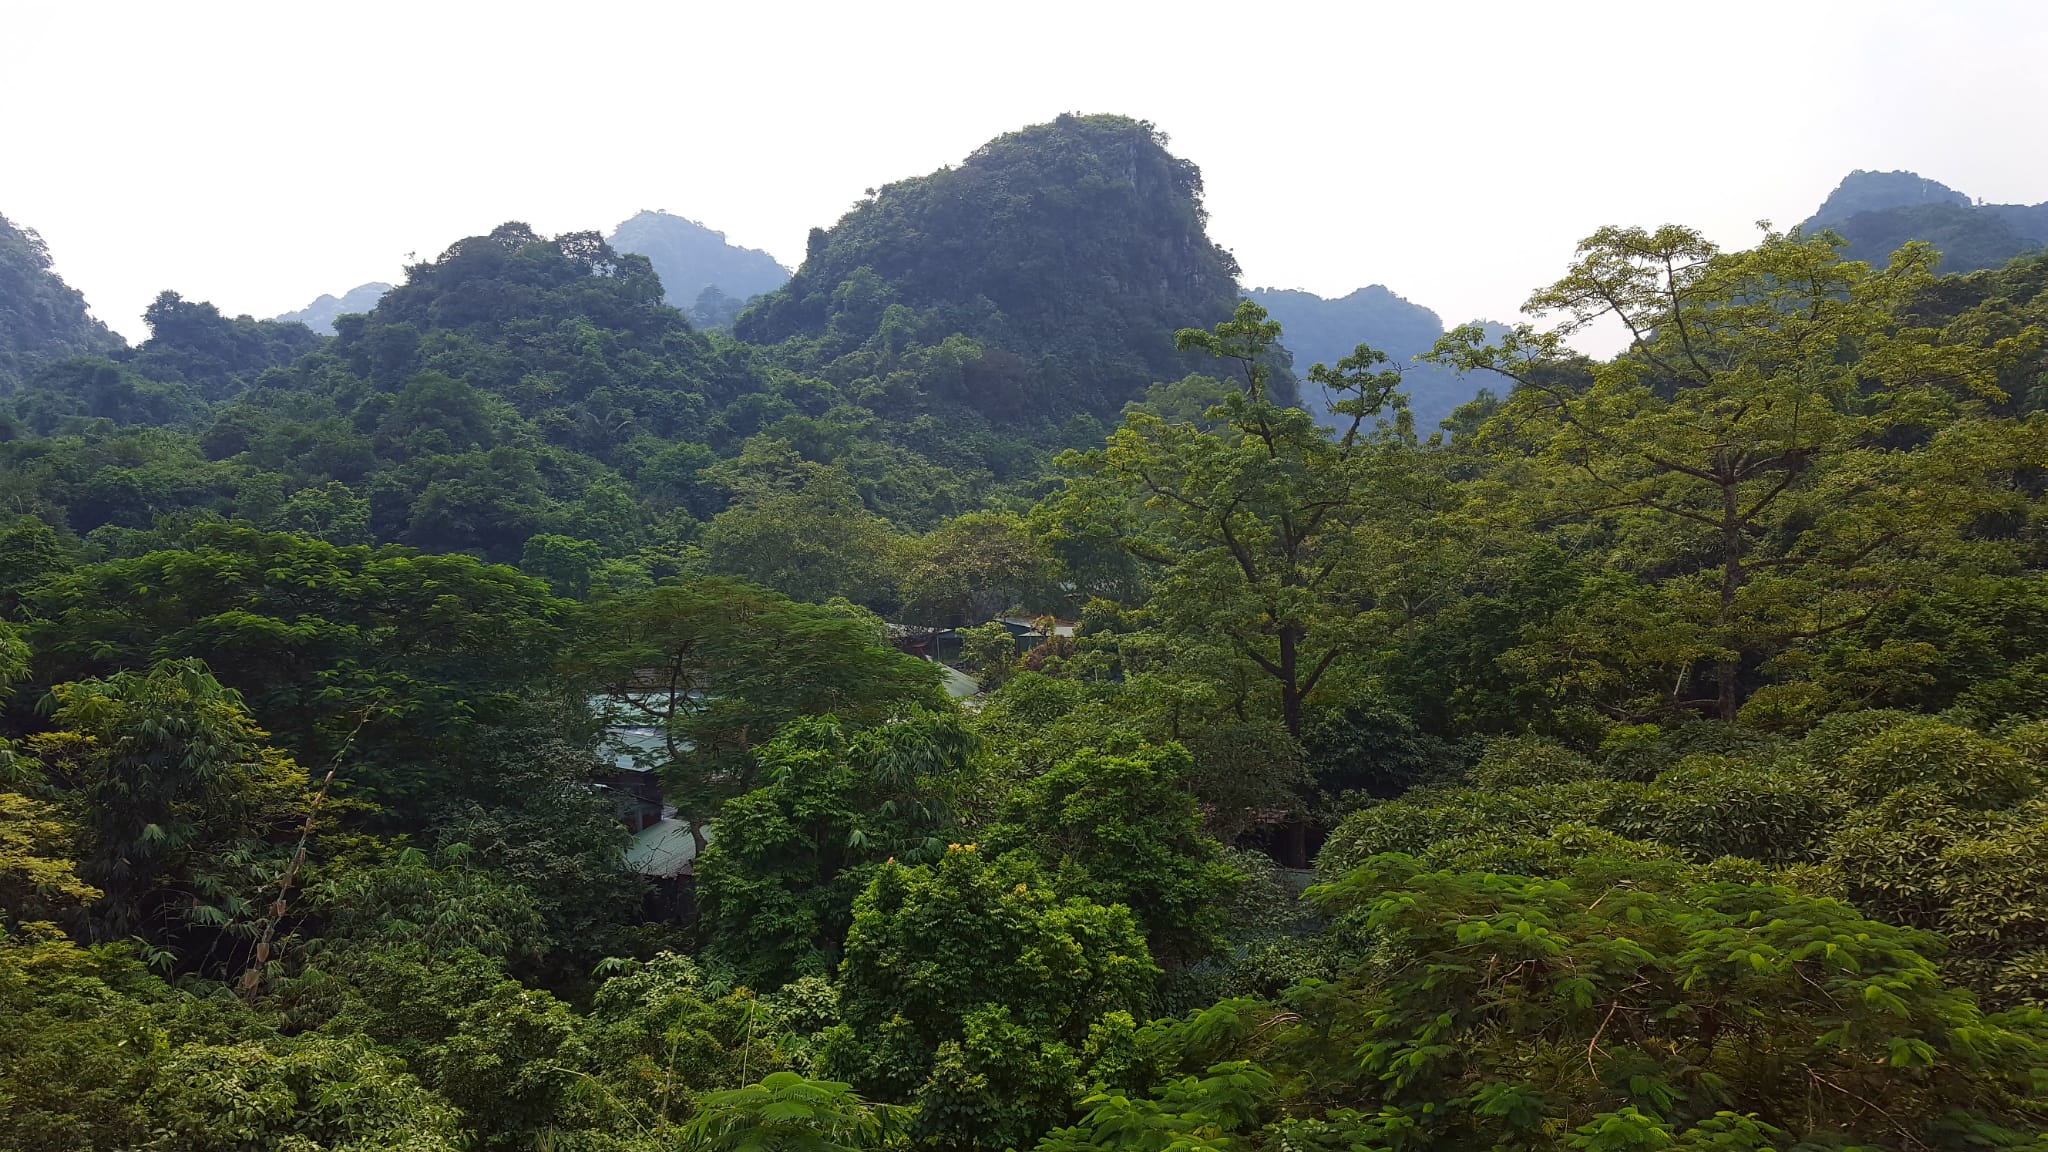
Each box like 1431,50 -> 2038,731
606,210 -> 790,326
1248,285 -> 1507,433
271,211 -> 793,336
274,282 -> 393,336
1801,170 -> 2048,274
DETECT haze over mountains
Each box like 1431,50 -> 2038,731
1800,169 -> 2048,274
266,211 -> 795,338
272,282 -> 394,337
9,101 -> 2048,1150
8,139 -> 2047,438
1247,286 -> 1510,433
608,210 -> 790,325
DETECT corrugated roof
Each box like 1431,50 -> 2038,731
937,663 -> 980,699
623,818 -> 706,878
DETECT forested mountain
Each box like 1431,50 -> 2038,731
608,209 -> 790,325
0,216 -> 1036,608
737,113 -> 1267,421
1249,284 -> 1508,432
1802,169 -> 2048,273
0,211 -> 125,389
273,281 -> 393,335
7,122 -> 2048,1151
272,210 -> 792,339
4,285 -> 318,433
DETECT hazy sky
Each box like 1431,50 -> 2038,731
10,1 -> 2048,349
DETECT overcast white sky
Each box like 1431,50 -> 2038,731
10,1 -> 2048,349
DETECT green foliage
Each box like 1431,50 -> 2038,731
572,576 -> 945,830
1628,754 -> 1843,863
956,620 -> 1018,688
0,211 -> 124,391
913,1005 -> 1086,1152
1300,691 -> 1463,801
1467,733 -> 1604,790
1430,225 -> 2044,723
695,712 -> 972,988
1036,1060 -> 1274,1152
704,468 -> 904,610
0,924 -> 464,1152
585,952 -> 790,1125
37,658 -> 311,948
134,289 -> 322,401
27,526 -> 566,817
738,113 -> 1249,422
0,618 -> 27,697
898,510 -> 1057,628
822,847 -> 1157,1146
1320,713 -> 2048,1009
8,356 -> 210,432
142,1033 -> 465,1152
984,742 -> 1240,966
313,845 -> 548,963
425,980 -> 601,1150
1826,715 -> 2034,807
964,669 -> 1312,844
0,789 -> 99,929
520,532 -> 604,598
683,1071 -> 907,1152
13,155 -> 2048,1152
430,783 -> 643,965
1285,852 -> 2048,1150
1249,284 -> 1506,433
1053,300 -> 1425,737
271,479 -> 372,544
1318,780 -> 1638,877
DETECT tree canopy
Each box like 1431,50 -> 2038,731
5,134 -> 2048,1152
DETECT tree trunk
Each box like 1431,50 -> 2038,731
1717,473 -> 1743,721
1279,627 -> 1303,739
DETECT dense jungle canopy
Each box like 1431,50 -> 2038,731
4,114 -> 2048,1151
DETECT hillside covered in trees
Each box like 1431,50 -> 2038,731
0,211 -> 125,389
1802,169 -> 2048,273
736,113 -> 1271,422
5,116 -> 2048,1152
267,209 -> 795,341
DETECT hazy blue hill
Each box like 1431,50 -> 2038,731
1801,170 -> 2048,274
274,282 -> 393,336
1986,201 -> 2048,243
1808,170 -> 1968,221
274,208 -> 795,339
735,113 -> 1252,420
1249,285 -> 1507,433
0,211 -> 126,389
607,210 -> 790,319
